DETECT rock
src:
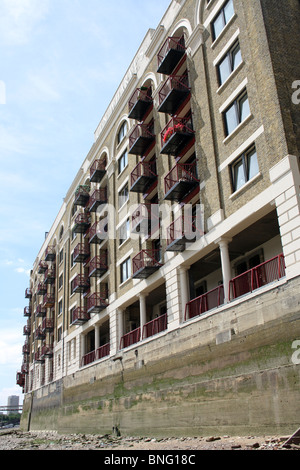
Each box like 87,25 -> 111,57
206,436 -> 221,442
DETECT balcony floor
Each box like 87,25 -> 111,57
158,89 -> 190,115
157,49 -> 186,75
161,132 -> 194,156
128,100 -> 152,121
132,265 -> 160,279
130,175 -> 156,193
129,136 -> 155,156
90,169 -> 105,184
164,180 -> 198,201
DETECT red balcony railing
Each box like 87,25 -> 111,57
89,253 -> 108,277
24,306 -> 31,317
132,249 -> 162,279
130,160 -> 157,193
35,325 -> 46,340
22,343 -> 30,355
34,348 -> 44,363
71,274 -> 90,294
38,260 -> 48,273
161,116 -> 194,156
23,322 -> 31,336
120,327 -> 141,349
73,213 -> 91,234
166,215 -> 204,251
164,161 -> 199,201
81,343 -> 110,367
41,344 -> 53,358
185,286 -> 225,321
129,122 -> 155,156
90,158 -> 106,183
131,203 -> 160,236
45,245 -> 56,262
25,288 -> 32,299
128,87 -> 153,121
74,184 -> 90,207
42,318 -> 54,333
37,282 -> 47,295
142,313 -> 167,339
73,242 -> 90,263
72,307 -> 90,325
87,188 -> 107,212
158,74 -> 190,114
87,290 -> 109,314
86,220 -> 108,244
44,267 -> 55,284
43,293 -> 55,308
16,372 -> 25,387
157,35 -> 186,74
36,304 -> 46,317
229,254 -> 286,301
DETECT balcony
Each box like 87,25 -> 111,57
90,159 -> 106,183
128,87 -> 153,121
36,304 -> 46,318
42,294 -> 55,309
161,117 -> 194,156
74,184 -> 90,207
73,213 -> 91,234
44,267 -> 55,285
185,286 -> 225,321
130,161 -> 157,194
157,35 -> 186,75
38,260 -> 48,274
42,318 -> 54,333
72,307 -> 90,325
73,242 -> 90,263
22,343 -> 30,355
25,288 -> 32,299
16,372 -> 25,388
229,254 -> 286,301
142,313 -> 167,340
23,322 -> 31,336
71,274 -> 90,294
87,188 -> 107,213
41,344 -> 53,358
86,220 -> 108,244
21,363 -> 29,374
87,291 -> 108,314
81,343 -> 110,367
35,325 -> 46,341
45,245 -> 56,262
37,282 -> 47,295
164,161 -> 199,201
24,306 -> 31,317
34,348 -> 44,363
89,253 -> 108,277
132,249 -> 162,279
129,123 -> 155,156
120,327 -> 141,349
166,215 -> 203,252
131,203 -> 160,237
158,74 -> 190,115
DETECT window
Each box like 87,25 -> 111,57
120,258 -> 131,283
223,90 -> 250,136
119,184 -> 129,208
59,248 -> 64,264
119,219 -> 130,245
59,273 -> 63,289
230,146 -> 259,192
217,41 -> 242,85
212,0 -> 234,41
118,150 -> 128,175
58,300 -> 63,316
117,122 -> 127,145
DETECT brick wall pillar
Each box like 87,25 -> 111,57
270,155 -> 300,280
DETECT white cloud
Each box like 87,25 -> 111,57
0,0 -> 50,46
0,330 -> 23,367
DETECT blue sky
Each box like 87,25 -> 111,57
0,0 -> 171,407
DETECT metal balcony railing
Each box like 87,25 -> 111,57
24,306 -> 31,317
128,87 -> 153,121
72,307 -> 90,325
131,203 -> 160,236
130,160 -> 157,193
161,116 -> 194,156
86,220 -> 108,244
164,161 -> 199,201
38,260 -> 48,273
42,293 -> 55,308
81,343 -> 110,367
120,328 -> 141,350
71,274 -> 90,294
25,288 -> 32,299
90,158 -> 106,183
73,242 -> 90,263
157,35 -> 186,74
42,318 -> 54,333
87,188 -> 107,212
73,213 -> 91,234
87,291 -> 109,314
132,249 -> 162,279
142,313 -> 167,339
185,286 -> 225,321
158,74 -> 190,114
166,215 -> 203,251
229,254 -> 286,301
74,184 -> 90,207
89,253 -> 108,277
129,123 -> 155,156
45,245 -> 56,262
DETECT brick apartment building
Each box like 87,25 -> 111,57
18,0 -> 300,436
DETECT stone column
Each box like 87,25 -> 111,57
216,237 -> 232,303
80,334 -> 85,364
138,294 -> 147,338
179,267 -> 190,322
117,308 -> 124,350
95,324 -> 100,351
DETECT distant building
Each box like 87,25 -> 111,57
18,0 -> 300,436
7,396 -> 19,410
